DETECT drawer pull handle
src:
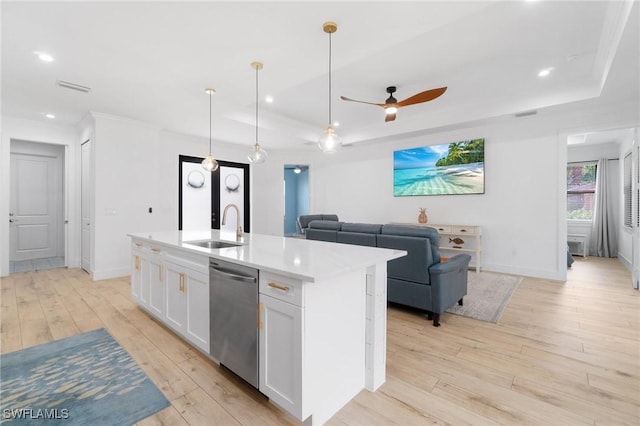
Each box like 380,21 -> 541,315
460,229 -> 467,232
179,273 -> 187,292
135,243 -> 143,247
151,248 -> 161,253
268,282 -> 290,292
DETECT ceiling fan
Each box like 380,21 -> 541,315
340,86 -> 447,122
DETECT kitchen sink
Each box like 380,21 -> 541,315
184,240 -> 243,249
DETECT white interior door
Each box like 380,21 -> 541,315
81,140 -> 91,272
9,150 -> 62,261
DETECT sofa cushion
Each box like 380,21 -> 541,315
308,220 -> 342,230
381,225 -> 440,262
377,234 -> 432,285
341,223 -> 383,234
305,228 -> 337,242
297,214 -> 323,231
337,232 -> 377,247
321,214 -> 339,221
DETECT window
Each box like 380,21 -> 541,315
567,162 -> 597,220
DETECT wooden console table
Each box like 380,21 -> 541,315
393,223 -> 482,273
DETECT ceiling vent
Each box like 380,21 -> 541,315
56,80 -> 91,93
514,110 -> 537,118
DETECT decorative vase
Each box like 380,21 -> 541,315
418,208 -> 428,224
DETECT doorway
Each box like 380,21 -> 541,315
178,155 -> 250,232
81,140 -> 91,273
284,165 -> 309,236
9,140 -> 65,273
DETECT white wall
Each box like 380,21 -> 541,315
0,117 -> 80,276
253,100 -> 639,281
89,113 -> 251,280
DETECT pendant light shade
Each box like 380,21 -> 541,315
202,88 -> 219,172
248,61 -> 267,164
318,21 -> 341,154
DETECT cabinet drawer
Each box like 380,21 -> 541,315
452,226 -> 477,235
432,225 -> 452,233
132,241 -> 164,255
259,272 -> 303,307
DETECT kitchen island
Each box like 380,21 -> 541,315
129,229 -> 405,425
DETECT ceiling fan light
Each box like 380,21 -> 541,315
248,142 -> 267,164
318,126 -> 342,153
385,106 -> 398,115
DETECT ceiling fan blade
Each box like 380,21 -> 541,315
340,95 -> 386,107
397,87 -> 447,108
385,112 -> 397,122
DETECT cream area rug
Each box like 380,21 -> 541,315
446,272 -> 523,323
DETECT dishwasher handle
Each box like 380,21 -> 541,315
211,266 -> 257,283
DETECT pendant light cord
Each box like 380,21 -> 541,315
255,65 -> 259,144
209,92 -> 212,153
328,31 -> 332,126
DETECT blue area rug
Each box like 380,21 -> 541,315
0,328 -> 170,425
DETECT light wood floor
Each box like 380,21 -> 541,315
1,257 -> 638,425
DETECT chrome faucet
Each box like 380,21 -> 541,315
221,203 -> 243,240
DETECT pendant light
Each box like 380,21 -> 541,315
202,88 -> 219,172
318,21 -> 342,154
248,61 -> 267,164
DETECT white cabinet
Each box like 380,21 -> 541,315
131,243 -> 164,318
258,270 -> 367,425
130,240 -> 209,354
131,248 -> 143,302
259,273 -> 304,419
147,249 -> 165,318
430,224 -> 482,272
394,223 -> 482,272
164,254 -> 210,353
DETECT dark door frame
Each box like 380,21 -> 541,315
178,155 -> 250,232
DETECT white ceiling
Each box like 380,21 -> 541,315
2,1 -> 638,151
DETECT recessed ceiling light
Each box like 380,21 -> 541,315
265,95 -> 274,103
34,51 -> 54,62
44,113 -> 55,119
538,67 -> 554,77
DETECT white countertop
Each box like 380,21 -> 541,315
128,230 -> 406,282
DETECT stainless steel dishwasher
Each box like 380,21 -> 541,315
209,259 -> 259,388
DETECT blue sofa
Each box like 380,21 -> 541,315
306,221 -> 471,326
296,214 -> 339,235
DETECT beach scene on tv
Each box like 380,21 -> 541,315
393,139 -> 485,196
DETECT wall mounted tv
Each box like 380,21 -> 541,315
393,138 -> 485,196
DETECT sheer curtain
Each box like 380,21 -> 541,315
590,158 -> 618,257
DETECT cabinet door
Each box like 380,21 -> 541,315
139,254 -> 150,307
165,262 -> 187,333
185,269 -> 210,353
131,251 -> 143,302
259,294 -> 303,420
148,258 -> 165,318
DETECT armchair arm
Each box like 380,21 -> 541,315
428,254 -> 471,314
429,254 -> 471,275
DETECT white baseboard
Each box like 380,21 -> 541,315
617,253 -> 632,271
92,267 -> 130,281
482,263 -> 564,281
